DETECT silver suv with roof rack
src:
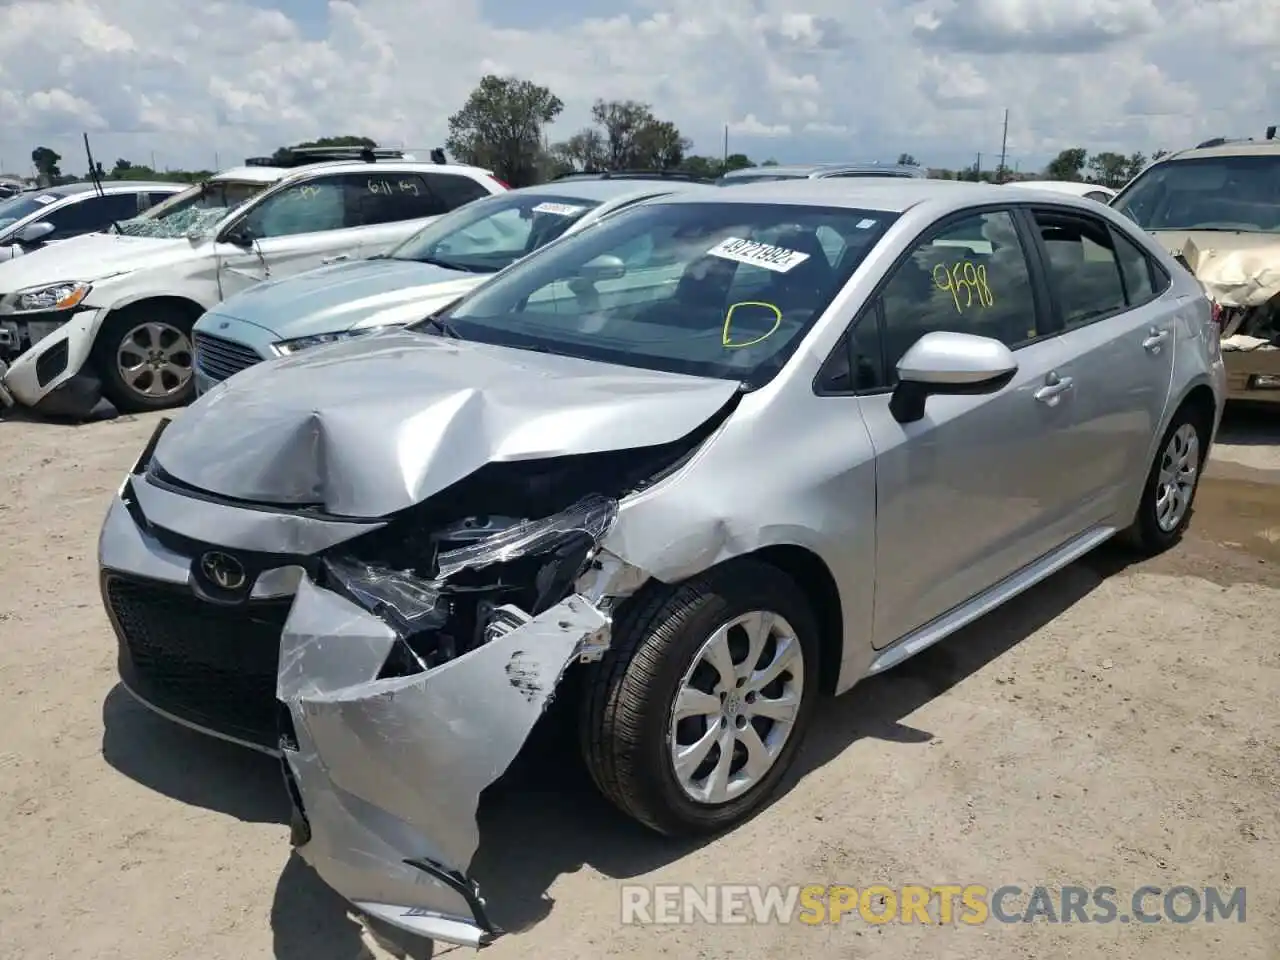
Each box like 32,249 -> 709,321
0,147 -> 507,418
717,161 -> 928,186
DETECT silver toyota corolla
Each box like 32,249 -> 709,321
98,179 -> 1226,948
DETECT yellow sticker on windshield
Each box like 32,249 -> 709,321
722,301 -> 782,348
933,261 -> 995,314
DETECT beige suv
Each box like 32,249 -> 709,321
1111,133 -> 1280,403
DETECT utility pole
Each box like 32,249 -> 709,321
975,152 -> 981,180
998,108 -> 1009,182
723,124 -> 729,167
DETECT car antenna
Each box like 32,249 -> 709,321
83,132 -> 106,198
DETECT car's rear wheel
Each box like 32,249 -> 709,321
95,303 -> 196,412
1122,404 -> 1210,554
580,558 -> 819,836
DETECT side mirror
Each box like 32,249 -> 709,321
220,227 -> 253,248
575,254 -> 626,284
15,221 -> 54,245
889,330 -> 1018,425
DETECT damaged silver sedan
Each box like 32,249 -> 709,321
99,180 -> 1226,948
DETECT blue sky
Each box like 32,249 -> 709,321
0,0 -> 1270,177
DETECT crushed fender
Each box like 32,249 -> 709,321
275,494 -> 642,948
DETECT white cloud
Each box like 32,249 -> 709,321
728,114 -> 792,137
0,0 -> 1273,177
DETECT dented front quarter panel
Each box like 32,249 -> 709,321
280,580 -> 611,948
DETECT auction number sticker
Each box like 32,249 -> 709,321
707,236 -> 810,273
33,194 -> 57,204
531,202 -> 586,217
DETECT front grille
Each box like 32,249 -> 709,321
194,332 -> 265,383
104,573 -> 289,748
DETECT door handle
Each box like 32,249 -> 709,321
322,254 -> 350,264
1033,374 -> 1074,404
1142,327 -> 1170,353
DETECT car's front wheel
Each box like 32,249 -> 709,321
94,303 -> 197,412
580,559 -> 820,836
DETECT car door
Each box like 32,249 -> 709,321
215,173 -> 368,299
1019,205 -> 1177,526
852,207 -> 1088,649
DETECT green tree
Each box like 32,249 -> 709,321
722,153 -> 754,172
1044,147 -> 1087,181
1088,151 -> 1129,188
1124,151 -> 1148,181
1151,148 -> 1169,162
550,128 -> 606,172
112,158 -> 133,175
447,75 -> 563,186
588,99 -> 691,169
31,146 -> 61,183
897,152 -> 918,166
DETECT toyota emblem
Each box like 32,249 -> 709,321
200,551 -> 247,591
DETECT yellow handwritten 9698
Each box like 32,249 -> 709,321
932,261 -> 995,314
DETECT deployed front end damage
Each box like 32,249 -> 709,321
277,495 -> 643,948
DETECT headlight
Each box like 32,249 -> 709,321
9,281 -> 92,314
273,324 -> 398,356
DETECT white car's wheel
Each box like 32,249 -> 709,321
95,304 -> 197,412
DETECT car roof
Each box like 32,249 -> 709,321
720,162 -> 924,179
509,178 -> 711,203
657,178 -> 1009,212
18,180 -> 183,197
1007,180 -> 1115,197
1161,139 -> 1280,162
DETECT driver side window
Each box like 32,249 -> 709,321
240,177 -> 347,239
875,210 -> 1039,388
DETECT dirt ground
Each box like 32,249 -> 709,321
1,405 -> 1278,960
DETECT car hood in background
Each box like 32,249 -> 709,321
210,258 -> 487,338
0,231 -> 192,288
1153,229 -> 1280,309
153,331 -> 740,518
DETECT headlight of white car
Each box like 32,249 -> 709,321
8,280 -> 92,314
272,324 -> 399,356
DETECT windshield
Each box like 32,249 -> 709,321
386,191 -> 603,273
0,192 -> 61,232
415,200 -> 896,387
1112,155 -> 1280,233
114,179 -> 269,238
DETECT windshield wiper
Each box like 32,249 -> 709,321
423,315 -> 463,339
416,255 -> 480,273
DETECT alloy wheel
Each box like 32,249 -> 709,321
667,611 -> 805,804
116,321 -> 194,401
1155,422 -> 1200,532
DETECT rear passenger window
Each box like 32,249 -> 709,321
875,210 -> 1039,387
349,174 -> 440,225
1030,209 -> 1127,329
1110,228 -> 1157,306
426,174 -> 492,211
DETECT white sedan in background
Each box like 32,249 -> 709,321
1007,180 -> 1117,203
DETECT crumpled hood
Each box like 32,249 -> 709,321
0,231 -> 192,289
154,330 -> 739,518
212,257 -> 485,337
1152,229 -> 1280,308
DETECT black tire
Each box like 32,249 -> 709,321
580,558 -> 820,837
93,303 -> 197,413
1121,403 -> 1211,555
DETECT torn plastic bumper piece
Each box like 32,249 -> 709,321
278,577 -> 610,949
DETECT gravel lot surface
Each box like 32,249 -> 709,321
1,406 -> 1277,960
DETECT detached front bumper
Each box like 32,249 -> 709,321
280,578 -> 610,948
1,307 -> 110,417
